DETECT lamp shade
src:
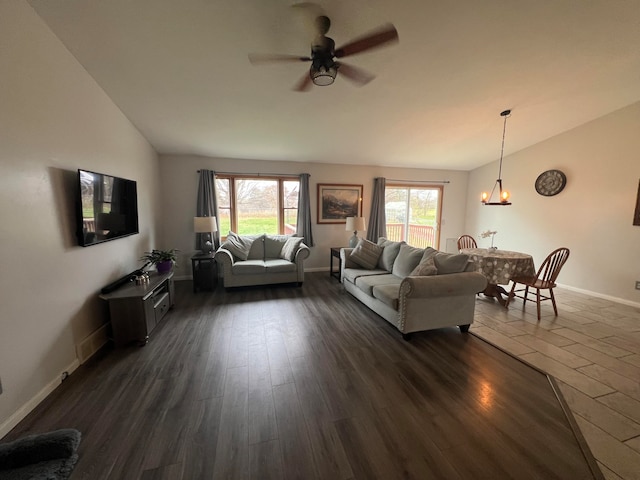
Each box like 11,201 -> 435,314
345,216 -> 366,232
194,216 -> 218,233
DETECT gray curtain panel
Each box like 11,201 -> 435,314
367,177 -> 387,242
196,169 -> 220,250
296,173 -> 314,246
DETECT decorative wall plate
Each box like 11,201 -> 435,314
535,169 -> 566,196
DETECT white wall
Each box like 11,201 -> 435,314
466,102 -> 640,306
158,155 -> 470,277
0,1 -> 161,436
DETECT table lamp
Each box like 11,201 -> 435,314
345,216 -> 366,248
194,216 -> 218,254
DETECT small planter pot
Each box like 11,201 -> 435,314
156,260 -> 173,274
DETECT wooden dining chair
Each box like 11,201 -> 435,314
457,235 -> 477,251
505,247 -> 570,320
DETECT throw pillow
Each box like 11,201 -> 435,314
221,231 -> 254,261
264,235 -> 288,258
392,243 -> 425,278
280,236 -> 304,262
434,252 -> 470,274
376,237 -> 403,271
410,255 -> 438,276
349,238 -> 384,270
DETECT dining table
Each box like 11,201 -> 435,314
460,248 -> 536,306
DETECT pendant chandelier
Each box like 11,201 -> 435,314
481,109 -> 512,206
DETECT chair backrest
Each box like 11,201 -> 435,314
457,235 -> 477,250
536,247 -> 570,285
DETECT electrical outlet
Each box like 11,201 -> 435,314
636,281 -> 640,290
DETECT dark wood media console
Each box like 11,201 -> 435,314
99,271 -> 174,346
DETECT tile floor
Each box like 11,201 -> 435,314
471,288 -> 640,480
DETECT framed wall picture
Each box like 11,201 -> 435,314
634,180 -> 640,226
317,184 -> 363,224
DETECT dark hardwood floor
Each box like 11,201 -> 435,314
4,273 -> 603,479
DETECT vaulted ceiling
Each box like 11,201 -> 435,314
28,0 -> 640,170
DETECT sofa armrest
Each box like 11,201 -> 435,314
295,243 -> 311,263
339,248 -> 360,270
401,272 -> 487,298
214,248 -> 235,267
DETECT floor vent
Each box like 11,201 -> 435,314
76,324 -> 109,364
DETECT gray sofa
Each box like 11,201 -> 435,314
215,233 -> 310,288
341,238 -> 487,339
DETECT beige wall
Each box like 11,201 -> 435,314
0,1 -> 161,435
158,155 -> 470,277
466,101 -> 640,306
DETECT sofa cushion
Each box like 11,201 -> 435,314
231,259 -> 266,275
264,258 -> 297,273
392,244 -> 425,279
222,232 -> 257,261
280,236 -> 304,261
264,235 -> 289,258
342,268 -> 388,285
355,273 -> 401,297
350,239 -> 383,270
434,252 -> 470,274
372,284 -> 401,310
376,237 -> 403,271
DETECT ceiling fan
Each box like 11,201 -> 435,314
248,15 -> 399,92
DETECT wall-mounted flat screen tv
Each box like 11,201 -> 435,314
76,169 -> 139,247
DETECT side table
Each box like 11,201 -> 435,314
191,253 -> 217,293
330,247 -> 343,281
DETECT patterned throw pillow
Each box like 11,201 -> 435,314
410,256 -> 438,276
280,236 -> 304,262
350,239 -> 383,270
221,231 -> 254,261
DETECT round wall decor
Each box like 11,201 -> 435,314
535,169 -> 566,196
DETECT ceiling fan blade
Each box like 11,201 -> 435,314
337,62 -> 375,86
248,53 -> 311,65
293,71 -> 313,92
334,23 -> 399,58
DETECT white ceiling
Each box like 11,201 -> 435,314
28,0 -> 640,170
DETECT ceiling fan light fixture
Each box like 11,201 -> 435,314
311,65 -> 337,86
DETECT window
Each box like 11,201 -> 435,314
215,175 -> 299,237
385,185 -> 442,249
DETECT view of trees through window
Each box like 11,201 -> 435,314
215,176 -> 299,237
385,185 -> 442,248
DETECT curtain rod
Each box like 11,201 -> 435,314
197,170 -> 302,178
386,179 -> 450,184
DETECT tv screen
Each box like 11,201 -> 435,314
76,169 -> 139,247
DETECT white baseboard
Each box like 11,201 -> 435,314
76,324 -> 110,364
305,267 -> 329,273
557,283 -> 640,309
0,358 -> 80,439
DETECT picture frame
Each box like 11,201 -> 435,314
317,183 -> 363,224
634,180 -> 640,226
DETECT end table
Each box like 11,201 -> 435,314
330,247 -> 343,281
191,253 -> 217,293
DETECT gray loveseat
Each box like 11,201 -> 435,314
215,233 -> 310,288
341,238 -> 487,339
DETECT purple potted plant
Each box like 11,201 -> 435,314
140,249 -> 178,274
